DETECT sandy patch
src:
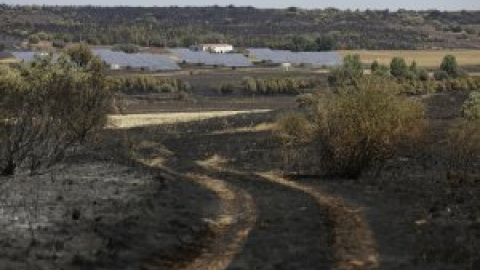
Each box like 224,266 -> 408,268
108,110 -> 272,129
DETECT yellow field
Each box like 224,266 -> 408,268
108,110 -> 272,129
0,59 -> 19,65
339,50 -> 480,67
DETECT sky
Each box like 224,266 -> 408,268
1,0 -> 479,11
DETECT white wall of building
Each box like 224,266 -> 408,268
191,44 -> 234,53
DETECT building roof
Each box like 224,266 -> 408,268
200,44 -> 233,47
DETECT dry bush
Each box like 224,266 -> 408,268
461,91 -> 480,120
0,53 -> 115,176
277,113 -> 315,146
276,113 -> 316,173
445,120 -> 480,178
443,91 -> 480,178
279,76 -> 425,178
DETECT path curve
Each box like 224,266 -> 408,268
260,172 -> 380,270
140,164 -> 257,270
177,173 -> 257,270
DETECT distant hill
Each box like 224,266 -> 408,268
0,5 -> 479,50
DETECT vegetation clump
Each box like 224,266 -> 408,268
217,83 -> 235,95
111,76 -> 189,95
279,75 -> 425,178
445,120 -> 480,176
461,91 -> 480,120
445,91 -> 480,175
390,57 -> 408,78
0,48 -> 116,176
328,54 -> 363,86
332,54 -> 480,95
440,55 -> 460,78
242,77 -> 315,95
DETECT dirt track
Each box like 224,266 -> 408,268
122,111 -> 382,270
13,92 -> 473,270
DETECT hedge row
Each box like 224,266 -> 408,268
242,77 -> 316,95
399,77 -> 480,95
110,76 -> 190,95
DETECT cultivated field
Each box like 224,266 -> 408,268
340,50 -> 480,67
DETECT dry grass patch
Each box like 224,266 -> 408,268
211,122 -> 277,135
108,110 -> 271,129
0,59 -> 19,65
340,50 -> 480,68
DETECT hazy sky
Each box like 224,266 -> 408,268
1,0 -> 479,10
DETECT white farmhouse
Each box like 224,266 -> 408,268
190,44 -> 234,53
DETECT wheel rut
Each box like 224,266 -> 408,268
260,172 -> 380,270
176,173 -> 256,270
137,113 -> 381,270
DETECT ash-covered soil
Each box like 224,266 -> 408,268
0,153 -> 218,270
2,90 -> 478,270
294,91 -> 480,269
127,90 -> 478,270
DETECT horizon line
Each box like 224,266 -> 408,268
0,3 -> 479,12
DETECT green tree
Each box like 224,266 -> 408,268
371,60 -> 390,77
390,57 -> 408,78
65,43 -> 94,67
315,36 -> 335,51
290,35 -> 313,51
328,54 -> 363,85
440,55 -> 459,78
344,54 -> 363,74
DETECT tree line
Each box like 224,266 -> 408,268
329,54 -> 480,95
1,6 -> 479,51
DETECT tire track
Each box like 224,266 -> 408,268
259,172 -> 380,270
137,162 -> 257,270
176,173 -> 257,270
